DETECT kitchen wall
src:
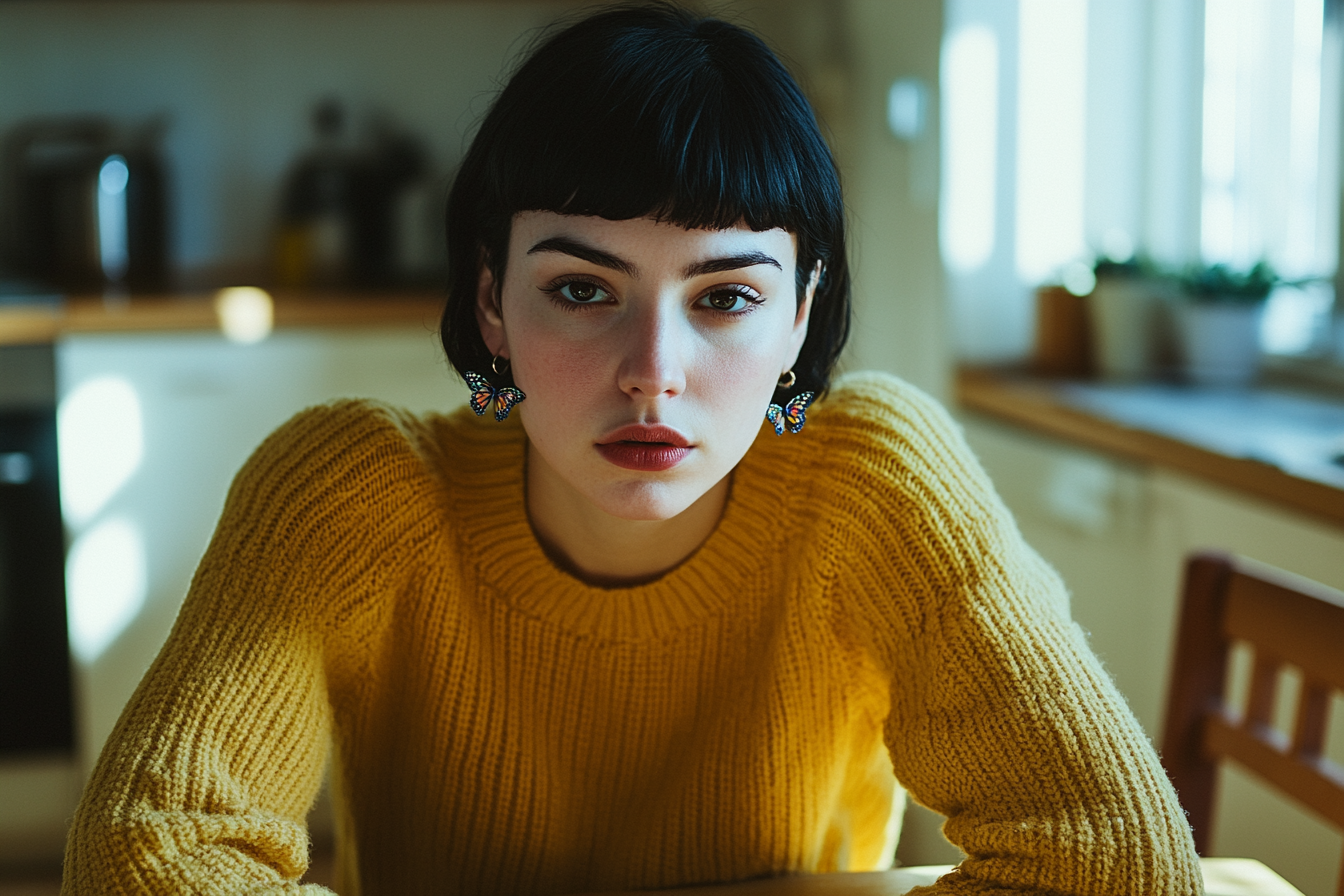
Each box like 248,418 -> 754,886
0,1 -> 571,272
0,0 -> 949,397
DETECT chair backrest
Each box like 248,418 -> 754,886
1161,552 -> 1344,896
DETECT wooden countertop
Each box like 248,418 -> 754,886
956,367 -> 1344,529
0,289 -> 445,345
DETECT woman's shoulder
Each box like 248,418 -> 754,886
795,370 -> 1001,527
805,370 -> 967,469
231,399 -> 476,514
244,399 -> 526,508
813,370 -> 948,425
247,398 -> 433,480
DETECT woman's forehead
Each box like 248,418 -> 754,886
509,212 -> 798,268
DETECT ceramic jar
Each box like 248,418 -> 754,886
1087,276 -> 1160,380
1175,301 -> 1265,386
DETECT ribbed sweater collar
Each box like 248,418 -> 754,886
443,413 -> 797,641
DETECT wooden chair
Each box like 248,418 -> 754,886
1161,552 -> 1344,896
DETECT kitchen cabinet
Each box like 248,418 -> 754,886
0,306 -> 468,866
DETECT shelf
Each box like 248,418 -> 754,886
956,367 -> 1344,529
0,290 -> 445,346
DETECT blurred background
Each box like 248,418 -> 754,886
0,1 -> 1342,893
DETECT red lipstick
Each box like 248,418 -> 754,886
596,424 -> 692,472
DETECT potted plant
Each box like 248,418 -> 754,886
1085,255 -> 1160,381
1175,261 -> 1276,386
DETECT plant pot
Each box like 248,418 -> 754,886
1086,277 -> 1158,380
1175,301 -> 1264,386
1033,285 -> 1093,376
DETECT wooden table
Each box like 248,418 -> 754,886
581,859 -> 1302,895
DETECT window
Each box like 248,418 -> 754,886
941,0 -> 1341,363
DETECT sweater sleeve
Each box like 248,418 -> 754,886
62,402 -> 407,895
824,374 -> 1202,896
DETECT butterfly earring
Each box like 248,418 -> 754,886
465,356 -> 526,422
766,370 -> 815,435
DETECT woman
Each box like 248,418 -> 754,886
64,5 -> 1201,895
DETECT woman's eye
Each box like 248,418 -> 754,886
556,281 -> 610,304
699,289 -> 758,313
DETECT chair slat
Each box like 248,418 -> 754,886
1223,575 -> 1344,692
1205,707 -> 1344,828
1292,680 -> 1331,761
1243,652 -> 1281,730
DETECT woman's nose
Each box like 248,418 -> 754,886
615,305 -> 687,399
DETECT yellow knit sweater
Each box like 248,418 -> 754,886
63,372 -> 1201,896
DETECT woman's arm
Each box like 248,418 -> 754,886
829,375 -> 1201,896
62,403 -> 398,894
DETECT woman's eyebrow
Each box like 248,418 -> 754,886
527,238 -> 782,280
683,252 -> 782,278
527,237 -> 636,275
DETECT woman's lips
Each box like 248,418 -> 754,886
596,424 -> 692,472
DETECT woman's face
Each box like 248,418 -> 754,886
477,212 -> 814,522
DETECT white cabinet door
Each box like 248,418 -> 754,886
55,327 -> 468,769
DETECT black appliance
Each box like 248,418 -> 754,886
0,341 -> 74,756
275,100 -> 428,289
0,117 -> 168,293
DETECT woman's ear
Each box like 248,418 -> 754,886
474,261 -> 508,358
799,261 -> 821,326
783,261 -> 821,369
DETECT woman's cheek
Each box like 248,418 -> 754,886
514,331 -> 611,424
691,337 -> 782,437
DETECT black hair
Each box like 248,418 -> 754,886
439,2 -> 851,400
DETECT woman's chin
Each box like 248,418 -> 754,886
588,480 -> 706,523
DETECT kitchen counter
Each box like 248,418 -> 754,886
0,290 -> 445,346
956,367 -> 1344,529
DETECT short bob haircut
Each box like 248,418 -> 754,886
439,2 -> 851,401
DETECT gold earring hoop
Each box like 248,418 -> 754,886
491,355 -> 510,376
777,369 -> 797,389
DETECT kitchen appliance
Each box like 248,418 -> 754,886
0,117 -> 169,293
274,100 -> 431,288
0,340 -> 74,756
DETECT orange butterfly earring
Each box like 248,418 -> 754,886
465,355 -> 526,422
766,369 -> 815,435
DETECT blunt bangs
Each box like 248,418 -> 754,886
442,3 -> 851,398
483,21 -> 832,236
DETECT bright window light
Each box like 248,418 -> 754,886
1202,0 -> 1333,354
1203,0 -> 1327,275
57,376 -> 144,527
1285,0 -> 1325,276
1263,282 -> 1334,354
1015,0 -> 1088,284
940,23 -> 999,273
66,516 -> 147,664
